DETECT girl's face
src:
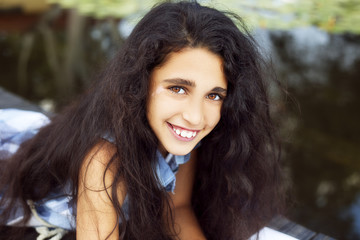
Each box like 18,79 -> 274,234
147,47 -> 227,156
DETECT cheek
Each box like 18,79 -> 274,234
147,87 -> 166,116
205,105 -> 222,129
147,94 -> 178,123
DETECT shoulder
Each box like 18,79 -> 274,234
79,140 -> 118,191
76,140 -> 123,239
83,140 -> 117,166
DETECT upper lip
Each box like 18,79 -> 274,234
168,122 -> 200,132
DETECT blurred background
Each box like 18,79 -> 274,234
0,0 -> 359,239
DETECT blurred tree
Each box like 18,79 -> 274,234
14,0 -> 159,109
11,0 -> 360,109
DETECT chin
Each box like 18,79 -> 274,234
166,145 -> 195,156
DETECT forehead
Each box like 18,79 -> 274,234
150,47 -> 227,88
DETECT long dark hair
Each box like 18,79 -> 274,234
0,1 -> 285,239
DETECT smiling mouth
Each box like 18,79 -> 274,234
167,122 -> 199,140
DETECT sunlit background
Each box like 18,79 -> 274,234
0,0 -> 359,239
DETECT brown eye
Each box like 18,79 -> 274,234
170,86 -> 186,94
208,93 -> 221,101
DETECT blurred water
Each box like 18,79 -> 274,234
255,27 -> 360,240
1,23 -> 360,239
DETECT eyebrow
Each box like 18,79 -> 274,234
163,78 -> 227,94
211,87 -> 227,94
163,78 -> 195,87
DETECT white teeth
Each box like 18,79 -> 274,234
172,126 -> 197,139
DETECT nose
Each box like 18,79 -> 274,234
182,100 -> 204,126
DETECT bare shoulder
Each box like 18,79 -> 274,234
79,140 -> 118,188
82,139 -> 117,170
77,140 -> 124,240
78,139 -> 126,201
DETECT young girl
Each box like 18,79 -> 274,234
0,1 -> 285,239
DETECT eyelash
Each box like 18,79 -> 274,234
168,86 -> 224,101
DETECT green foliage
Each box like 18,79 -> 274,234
209,0 -> 360,34
47,0 -> 158,18
47,0 -> 360,33
290,0 -> 360,33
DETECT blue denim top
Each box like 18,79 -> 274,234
31,150 -> 191,230
0,109 -> 192,230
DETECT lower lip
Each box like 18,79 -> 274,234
166,123 -> 197,142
